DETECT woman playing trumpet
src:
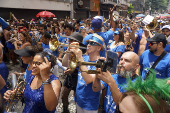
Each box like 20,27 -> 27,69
4,52 -> 61,113
13,31 -> 32,72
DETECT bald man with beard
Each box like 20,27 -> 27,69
93,51 -> 140,113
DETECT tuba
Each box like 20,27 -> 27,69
146,19 -> 158,30
6,79 -> 25,112
142,15 -> 158,30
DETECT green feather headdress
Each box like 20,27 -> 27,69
124,69 -> 170,113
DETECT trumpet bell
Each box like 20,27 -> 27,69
146,19 -> 158,30
69,53 -> 78,71
49,38 -> 59,51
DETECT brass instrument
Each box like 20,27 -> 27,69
6,80 -> 25,112
49,36 -> 87,52
146,19 -> 158,30
69,51 -> 119,74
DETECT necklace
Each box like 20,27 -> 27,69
111,41 -> 119,48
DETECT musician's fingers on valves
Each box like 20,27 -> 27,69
3,90 -> 15,101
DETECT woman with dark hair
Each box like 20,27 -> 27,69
13,31 -> 32,72
108,30 -> 125,62
55,26 -> 61,38
13,45 -> 43,84
4,51 -> 61,113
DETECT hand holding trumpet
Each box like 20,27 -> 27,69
69,42 -> 83,61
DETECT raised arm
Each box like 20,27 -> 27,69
11,14 -> 19,23
39,57 -> 61,111
130,25 -> 138,40
109,5 -> 117,31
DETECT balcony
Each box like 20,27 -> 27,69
51,0 -> 70,2
100,0 -> 117,5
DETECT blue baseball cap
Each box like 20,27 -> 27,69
0,17 -> 9,30
86,33 -> 105,51
114,31 -> 119,35
92,16 -> 104,29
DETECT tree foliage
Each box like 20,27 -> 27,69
145,0 -> 168,12
127,3 -> 134,14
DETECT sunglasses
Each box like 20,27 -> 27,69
88,42 -> 100,46
114,33 -> 119,35
149,42 -> 158,46
32,61 -> 42,66
115,104 -> 122,113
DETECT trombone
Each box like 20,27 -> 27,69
69,51 -> 120,74
49,36 -> 87,52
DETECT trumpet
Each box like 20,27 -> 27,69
49,36 -> 87,52
6,79 -> 25,112
69,51 -> 119,74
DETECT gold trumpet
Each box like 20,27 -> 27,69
49,36 -> 87,52
69,52 -> 120,74
6,80 -> 25,112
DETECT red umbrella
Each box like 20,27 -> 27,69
36,11 -> 55,18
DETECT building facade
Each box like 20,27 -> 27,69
0,0 -> 131,20
0,0 -> 71,20
130,0 -> 145,16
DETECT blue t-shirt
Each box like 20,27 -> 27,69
83,30 -> 113,57
0,62 -> 9,96
165,44 -> 170,52
109,42 -> 125,62
0,17 -> 8,29
115,28 -> 121,31
140,50 -> 170,79
101,74 -> 135,113
58,36 -> 69,51
24,65 -> 32,84
74,55 -> 101,110
42,43 -> 58,57
132,29 -> 149,54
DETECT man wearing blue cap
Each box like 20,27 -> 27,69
83,5 -> 116,57
70,34 -> 105,113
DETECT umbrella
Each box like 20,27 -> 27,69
136,14 -> 145,18
36,11 -> 55,18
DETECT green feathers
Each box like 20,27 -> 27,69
124,69 -> 170,102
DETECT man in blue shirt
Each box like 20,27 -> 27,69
92,51 -> 140,113
38,32 -> 58,57
130,23 -> 153,56
70,34 -> 106,113
83,5 -> 116,57
140,33 -> 170,79
161,25 -> 170,52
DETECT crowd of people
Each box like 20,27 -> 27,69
0,5 -> 170,113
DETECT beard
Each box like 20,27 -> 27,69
117,66 -> 134,78
149,48 -> 157,54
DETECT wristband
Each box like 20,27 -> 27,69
42,78 -> 51,85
